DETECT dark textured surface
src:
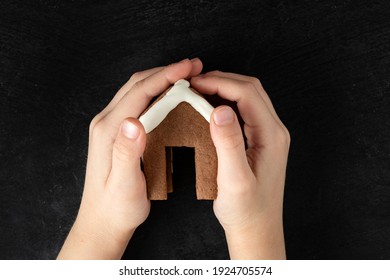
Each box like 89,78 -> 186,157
1,0 -> 390,259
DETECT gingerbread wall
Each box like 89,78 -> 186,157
143,102 -> 217,200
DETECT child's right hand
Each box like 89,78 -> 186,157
191,72 -> 290,259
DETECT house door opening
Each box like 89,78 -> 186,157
166,147 -> 196,199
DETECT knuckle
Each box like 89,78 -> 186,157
89,116 -> 99,132
242,81 -> 259,98
248,76 -> 262,87
284,127 -> 291,146
242,81 -> 257,93
129,71 -> 142,83
207,70 -> 221,76
89,116 -> 105,137
220,131 -> 244,150
132,79 -> 145,91
272,126 -> 291,149
113,139 -> 131,163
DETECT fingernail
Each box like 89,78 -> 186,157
214,107 -> 234,126
190,57 -> 199,62
170,58 -> 189,67
179,58 -> 189,63
122,120 -> 140,139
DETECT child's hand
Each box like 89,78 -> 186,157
191,72 -> 290,259
58,58 -> 203,259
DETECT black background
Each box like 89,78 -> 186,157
1,0 -> 390,259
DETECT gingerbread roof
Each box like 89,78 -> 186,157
139,79 -> 214,133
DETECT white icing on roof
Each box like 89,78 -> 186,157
139,79 -> 214,133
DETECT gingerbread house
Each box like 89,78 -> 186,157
139,79 -> 217,200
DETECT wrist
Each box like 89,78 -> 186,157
57,210 -> 135,259
224,213 -> 286,260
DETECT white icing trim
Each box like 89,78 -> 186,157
139,79 -> 214,133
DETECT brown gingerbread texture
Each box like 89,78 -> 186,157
141,87 -> 217,200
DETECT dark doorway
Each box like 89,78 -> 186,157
126,145 -> 225,259
166,147 -> 196,199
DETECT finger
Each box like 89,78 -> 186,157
104,67 -> 164,112
106,118 -> 146,197
93,58 -> 203,125
104,58 -> 202,117
91,67 -> 163,129
188,57 -> 203,77
191,75 -> 279,147
104,58 -> 199,130
210,106 -> 253,188
203,71 -> 283,126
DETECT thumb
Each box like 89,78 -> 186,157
107,118 -> 146,194
210,106 -> 252,185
